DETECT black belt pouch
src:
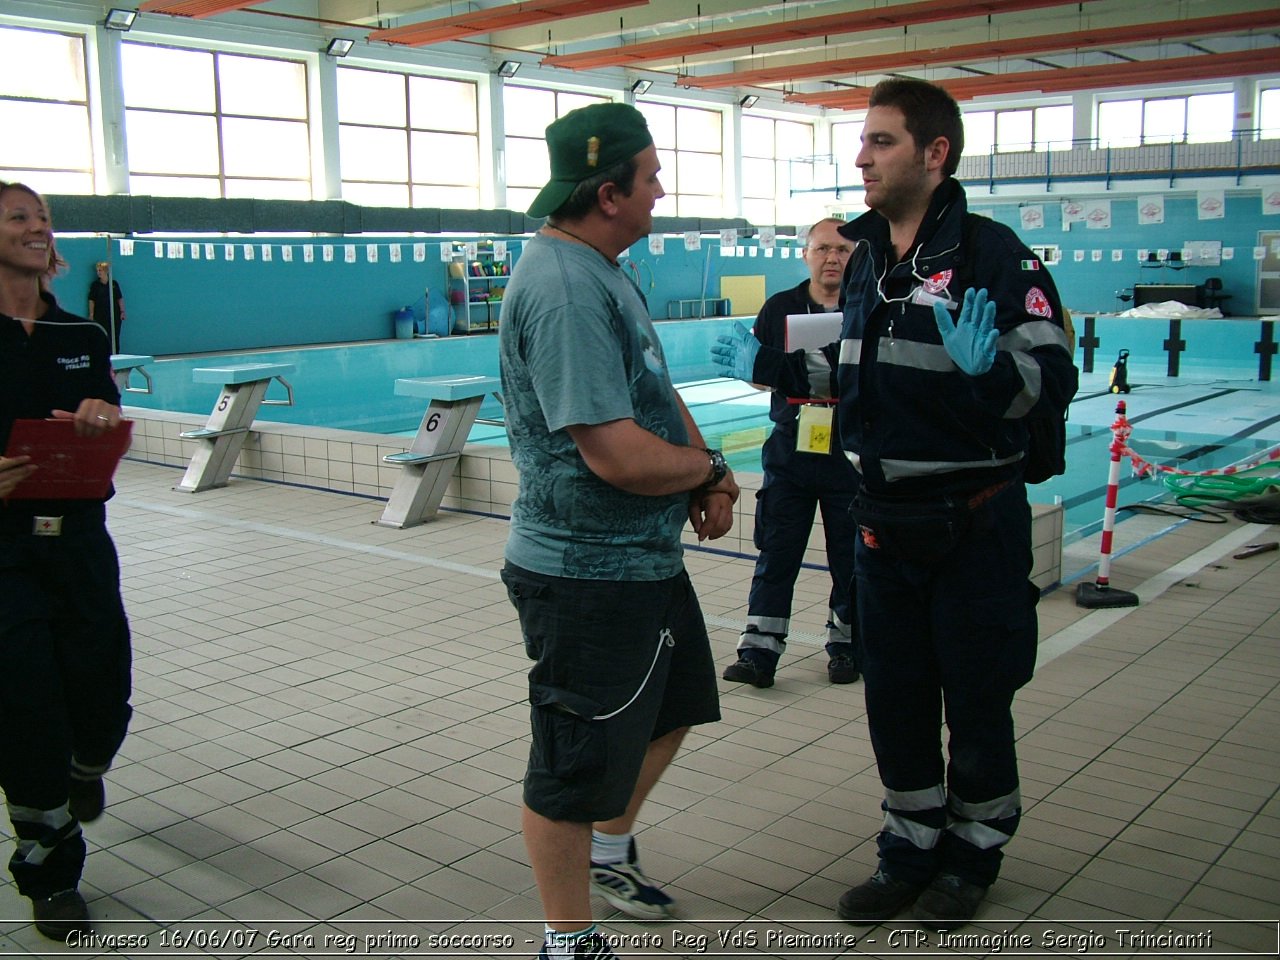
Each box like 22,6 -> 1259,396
848,489 -> 972,565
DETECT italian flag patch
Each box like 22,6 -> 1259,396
1020,259 -> 1040,270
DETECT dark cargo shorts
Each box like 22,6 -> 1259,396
501,563 -> 720,822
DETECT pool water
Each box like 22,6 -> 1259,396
121,324 -> 1280,543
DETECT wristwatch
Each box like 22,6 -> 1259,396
702,448 -> 728,487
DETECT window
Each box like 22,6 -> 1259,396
502,85 -> 609,214
1098,92 -> 1234,148
1032,105 -> 1073,151
0,26 -> 93,193
741,114 -> 815,227
1262,88 -> 1280,140
636,101 -> 723,218
1097,99 -> 1142,148
123,44 -> 311,199
832,105 -> 1067,170
963,111 -> 995,157
831,120 -> 862,169
964,105 -> 1072,154
339,67 -> 479,208
1185,92 -> 1233,143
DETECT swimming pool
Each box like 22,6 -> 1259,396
121,320 -> 1280,542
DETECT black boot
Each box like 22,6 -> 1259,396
32,889 -> 91,942
836,870 -> 927,924
722,648 -> 778,688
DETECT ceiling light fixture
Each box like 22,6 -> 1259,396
497,60 -> 521,78
325,38 -> 354,58
631,79 -> 652,95
739,95 -> 759,108
104,8 -> 138,31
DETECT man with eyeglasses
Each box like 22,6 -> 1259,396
721,218 -> 862,690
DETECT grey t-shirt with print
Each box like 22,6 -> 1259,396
498,233 -> 689,581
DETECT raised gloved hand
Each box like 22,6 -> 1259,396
933,287 -> 998,376
711,321 -> 761,382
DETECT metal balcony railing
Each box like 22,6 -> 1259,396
790,130 -> 1280,195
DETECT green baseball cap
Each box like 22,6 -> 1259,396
527,102 -> 654,219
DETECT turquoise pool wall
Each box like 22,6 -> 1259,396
50,193 -> 1275,357
50,233 -> 789,356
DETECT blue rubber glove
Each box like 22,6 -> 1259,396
711,321 -> 761,382
933,287 -> 998,376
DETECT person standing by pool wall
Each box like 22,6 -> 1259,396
87,260 -> 124,353
498,103 -> 738,960
721,217 -> 862,689
713,77 -> 1077,930
0,181 -> 134,942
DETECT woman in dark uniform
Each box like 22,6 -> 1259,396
87,260 -> 125,352
0,181 -> 133,942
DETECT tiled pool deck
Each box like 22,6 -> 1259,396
0,453 -> 1275,957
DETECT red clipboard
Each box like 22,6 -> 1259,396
3,418 -> 133,499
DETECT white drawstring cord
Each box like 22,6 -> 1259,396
591,627 -> 675,721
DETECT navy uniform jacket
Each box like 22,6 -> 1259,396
0,292 -> 121,516
755,178 -> 1077,498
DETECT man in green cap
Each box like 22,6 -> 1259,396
499,101 -> 738,960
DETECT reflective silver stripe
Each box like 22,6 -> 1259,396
745,615 -> 788,636
998,319 -> 1070,353
946,789 -> 1021,850
838,338 -> 863,366
1004,352 -> 1042,419
878,338 -> 954,372
6,803 -> 73,830
845,449 -> 862,472
949,789 -> 1021,822
826,609 -> 852,644
881,452 -> 1023,482
738,633 -> 784,655
885,784 -> 946,811
997,320 -> 1068,418
948,819 -> 1010,849
6,803 -> 79,868
15,830 -> 81,868
884,810 -> 942,850
804,349 -> 836,398
70,758 -> 110,778
740,619 -> 787,654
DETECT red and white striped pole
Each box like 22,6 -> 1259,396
1077,398 -> 1140,608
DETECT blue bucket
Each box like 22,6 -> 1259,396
393,307 -> 413,340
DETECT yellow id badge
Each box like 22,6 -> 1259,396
796,404 -> 833,455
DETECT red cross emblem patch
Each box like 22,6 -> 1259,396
923,270 -> 952,295
1025,287 -> 1053,318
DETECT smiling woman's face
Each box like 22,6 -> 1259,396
0,185 -> 54,279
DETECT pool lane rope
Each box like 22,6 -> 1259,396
1077,399 -> 1280,609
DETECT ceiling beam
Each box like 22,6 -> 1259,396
541,0 -> 1077,71
680,9 -> 1280,89
786,48 -> 1263,110
138,0 -> 259,17
368,0 -> 650,47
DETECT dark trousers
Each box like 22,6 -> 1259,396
0,509 -> 132,898
855,482 -> 1038,888
741,427 -> 859,658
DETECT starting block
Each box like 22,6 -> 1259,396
110,354 -> 154,395
376,374 -> 500,528
175,363 -> 294,492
